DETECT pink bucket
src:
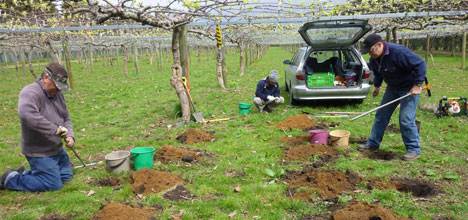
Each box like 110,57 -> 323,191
309,129 -> 329,144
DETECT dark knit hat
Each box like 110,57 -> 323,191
361,33 -> 383,54
44,63 -> 69,91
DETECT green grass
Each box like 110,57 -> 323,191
0,47 -> 467,219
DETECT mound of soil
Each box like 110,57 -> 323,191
285,169 -> 361,200
163,185 -> 195,201
394,178 -> 439,197
155,145 -> 209,163
366,150 -> 398,161
93,203 -> 156,220
176,128 -> 215,144
283,144 -> 338,162
280,135 -> 310,146
367,178 -> 439,197
131,169 -> 184,195
332,201 -> 406,220
39,214 -> 71,220
277,115 -> 316,130
92,177 -> 121,187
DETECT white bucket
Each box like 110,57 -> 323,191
104,150 -> 131,174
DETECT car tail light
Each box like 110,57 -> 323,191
363,70 -> 370,79
296,69 -> 305,80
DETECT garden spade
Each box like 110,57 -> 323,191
69,145 -> 87,168
182,77 -> 205,123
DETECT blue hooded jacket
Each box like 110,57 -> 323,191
255,77 -> 280,101
369,42 -> 426,90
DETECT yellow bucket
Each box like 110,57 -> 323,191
329,130 -> 351,149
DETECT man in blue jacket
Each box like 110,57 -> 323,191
253,70 -> 284,112
359,34 -> 426,161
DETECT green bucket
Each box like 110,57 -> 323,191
239,102 -> 252,115
130,147 -> 156,171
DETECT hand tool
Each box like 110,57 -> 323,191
350,92 -> 411,121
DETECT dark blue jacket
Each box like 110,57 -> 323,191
255,78 -> 280,101
369,43 -> 426,90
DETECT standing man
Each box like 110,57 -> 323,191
1,63 -> 75,191
253,70 -> 285,113
359,34 -> 426,160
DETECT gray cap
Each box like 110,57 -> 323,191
44,63 -> 69,91
268,70 -> 279,83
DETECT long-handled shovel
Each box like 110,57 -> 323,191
182,78 -> 205,123
350,92 -> 412,121
69,145 -> 87,168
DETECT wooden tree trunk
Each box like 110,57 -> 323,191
222,47 -> 228,87
62,39 -> 73,89
179,24 -> 190,90
27,49 -> 36,78
158,43 -> 163,69
122,45 -> 129,76
216,47 -> 226,89
133,44 -> 139,74
392,27 -> 398,43
170,27 -> 191,123
239,43 -> 246,76
385,28 -> 391,42
20,50 -> 27,76
463,32 -> 466,70
425,34 -> 430,64
451,35 -> 456,57
13,49 -> 19,74
46,40 -> 61,64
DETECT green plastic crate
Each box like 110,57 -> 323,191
307,72 -> 334,88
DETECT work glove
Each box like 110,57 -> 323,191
372,87 -> 380,97
56,126 -> 68,138
267,95 -> 275,102
65,136 -> 75,148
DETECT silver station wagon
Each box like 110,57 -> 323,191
283,19 -> 373,104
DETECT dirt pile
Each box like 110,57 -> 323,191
163,185 -> 195,201
276,115 -> 315,130
332,201 -> 407,220
283,144 -> 338,162
39,214 -> 71,220
280,135 -> 309,146
155,145 -> 209,163
366,150 -> 398,161
176,128 -> 215,144
285,169 -> 361,200
92,177 -> 121,187
93,203 -> 156,220
367,178 -> 439,197
131,169 -> 184,195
